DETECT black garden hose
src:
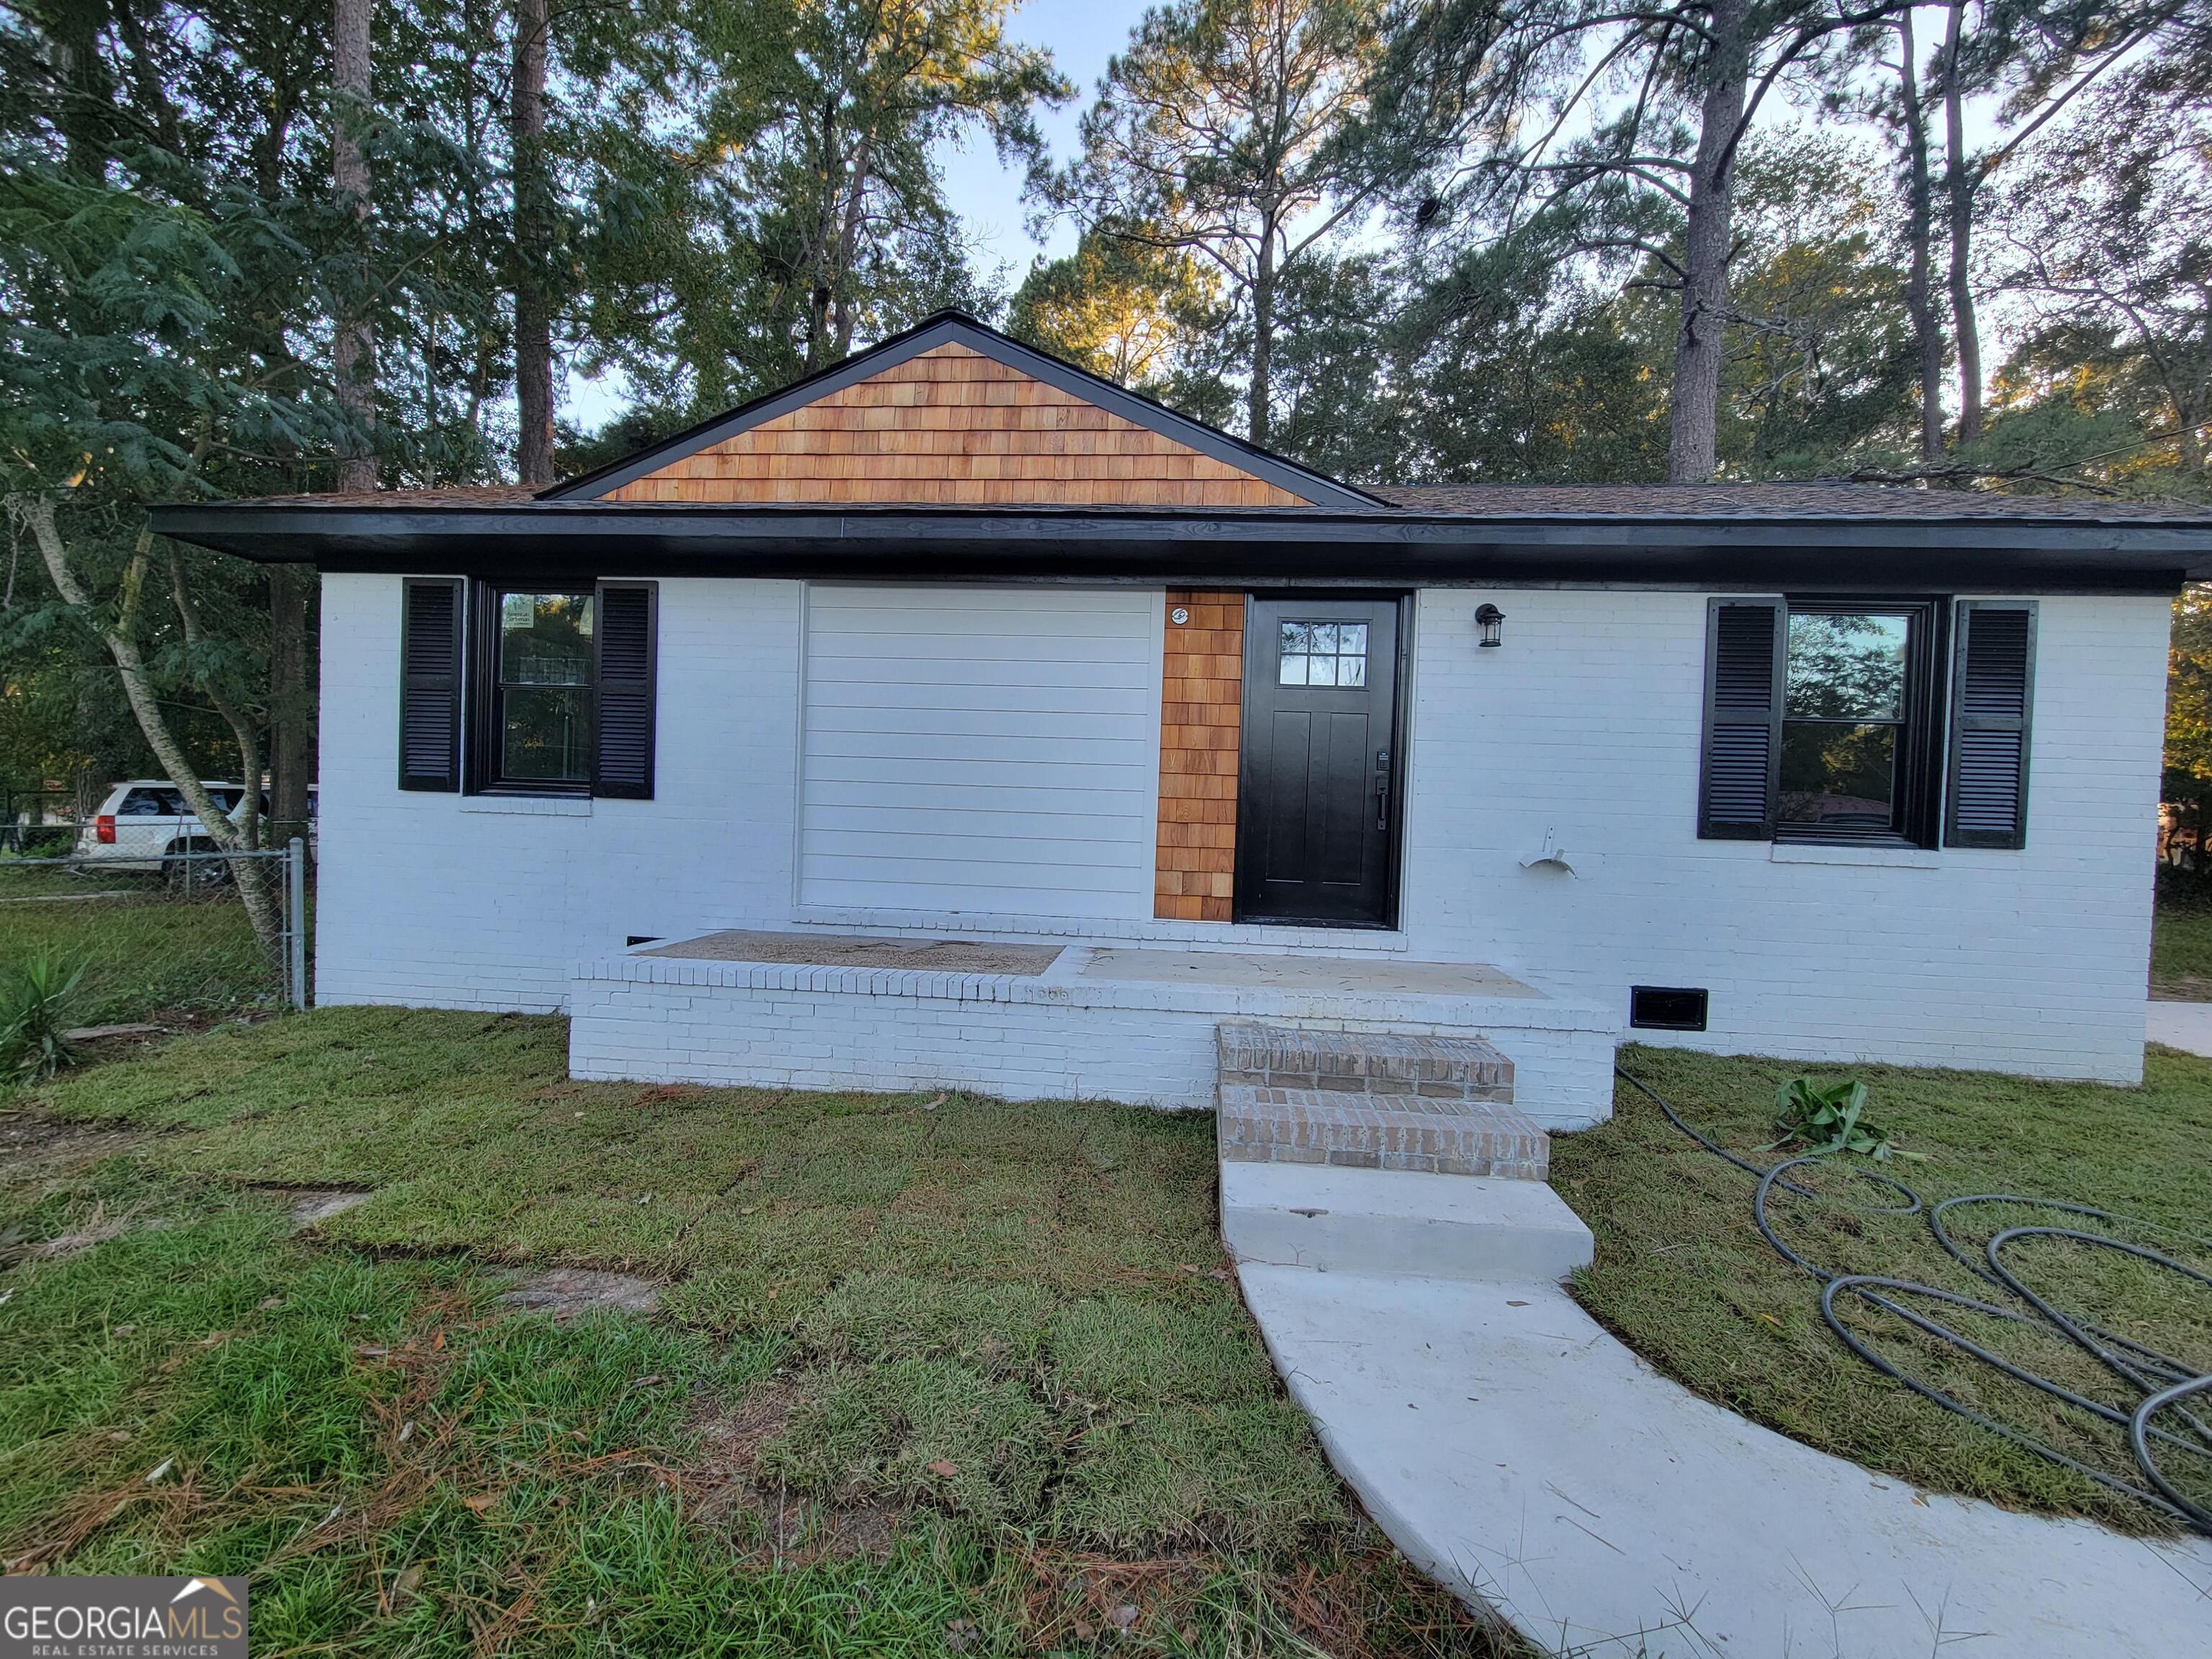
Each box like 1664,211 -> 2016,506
1613,1064 -> 2212,1535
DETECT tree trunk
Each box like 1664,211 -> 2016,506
269,564 -> 314,841
1897,12 -> 1945,466
803,97 -> 837,374
512,0 -> 555,486
1666,0 -> 1748,484
1941,0 -> 1982,447
50,1 -> 113,179
830,132 -> 876,362
1249,230 -> 1276,449
332,0 -> 377,493
21,501 -> 285,956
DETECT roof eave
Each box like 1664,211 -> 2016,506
147,501 -> 2212,585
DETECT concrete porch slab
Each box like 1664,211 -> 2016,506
1077,948 -> 1545,999
638,930 -> 1064,976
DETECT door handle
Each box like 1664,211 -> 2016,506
1375,749 -> 1390,831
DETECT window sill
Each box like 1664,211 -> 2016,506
1770,841 -> 1938,869
459,794 -> 593,817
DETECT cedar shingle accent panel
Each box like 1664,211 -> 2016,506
1156,590 -> 1244,921
606,345 -> 1304,508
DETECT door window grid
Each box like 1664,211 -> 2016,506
1279,620 -> 1368,687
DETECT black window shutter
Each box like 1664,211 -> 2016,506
399,578 -> 464,791
1946,601 -> 2035,848
1699,598 -> 1785,840
593,580 -> 657,799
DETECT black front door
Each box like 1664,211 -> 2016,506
1236,598 -> 1402,925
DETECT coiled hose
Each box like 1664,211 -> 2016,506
1613,1064 -> 2212,1535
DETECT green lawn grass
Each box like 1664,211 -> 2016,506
2152,895 -> 2212,996
0,863 -> 275,1025
0,1008 -> 1508,1658
1553,1044 -> 2212,1533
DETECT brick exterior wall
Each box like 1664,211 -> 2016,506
1398,589 -> 2170,1083
1155,590 -> 1244,920
319,570 -> 2169,1087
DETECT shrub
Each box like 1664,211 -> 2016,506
0,950 -> 88,1079
1771,1074 -> 1916,1160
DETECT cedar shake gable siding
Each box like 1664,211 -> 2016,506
1156,591 -> 1245,921
603,345 -> 1307,508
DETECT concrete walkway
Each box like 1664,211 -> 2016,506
2147,997 -> 2212,1058
1241,1265 -> 2212,1658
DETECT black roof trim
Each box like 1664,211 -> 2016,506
541,310 -> 1383,511
145,500 -> 2212,585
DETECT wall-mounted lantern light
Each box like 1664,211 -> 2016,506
1475,603 -> 1506,647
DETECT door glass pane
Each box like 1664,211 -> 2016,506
1779,722 -> 1899,829
1280,617 -> 1370,690
1786,612 -> 1908,719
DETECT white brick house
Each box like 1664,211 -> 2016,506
157,314 -> 2212,1123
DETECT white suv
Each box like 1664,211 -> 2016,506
73,780 -> 316,877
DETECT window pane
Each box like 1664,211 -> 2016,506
1339,623 -> 1367,657
1786,612 -> 1908,720
1279,621 -> 1310,656
1278,654 -> 1309,686
503,685 -> 593,781
1779,721 -> 1899,829
500,592 -> 593,687
1308,623 -> 1338,654
1308,655 -> 1340,687
1339,653 -> 1367,688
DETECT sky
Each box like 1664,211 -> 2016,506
936,1 -> 1156,276
567,1 -> 1148,428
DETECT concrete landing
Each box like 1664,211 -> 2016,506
2147,997 -> 2212,1058
1222,1162 -> 1592,1282
1238,1267 -> 2212,1658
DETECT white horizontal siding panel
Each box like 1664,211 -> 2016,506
808,588 -> 1155,630
807,732 -> 1153,768
807,706 -> 1156,742
809,677 -> 1158,711
807,634 -> 1156,667
800,585 -> 1160,920
806,805 -> 1152,842
806,778 -> 1148,817
803,756 -> 1150,794
803,848 -> 1148,884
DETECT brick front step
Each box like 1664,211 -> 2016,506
1217,1084 -> 1550,1179
1215,1022 -> 1514,1103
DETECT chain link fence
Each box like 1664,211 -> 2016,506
0,837 -> 310,1035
